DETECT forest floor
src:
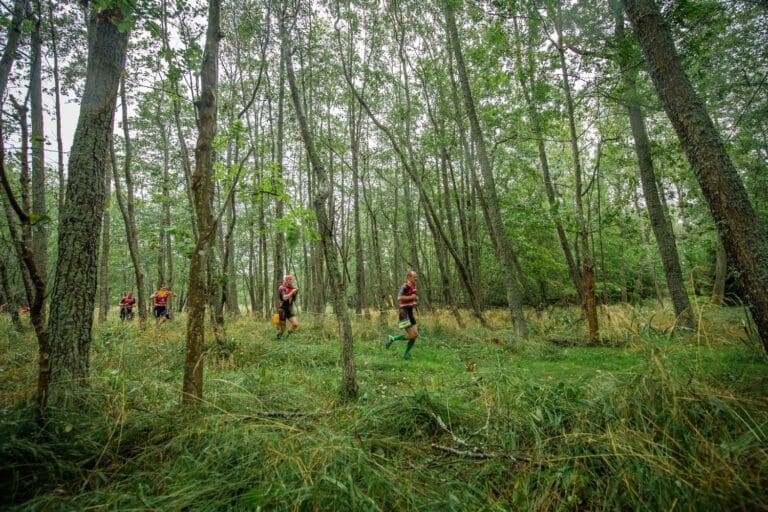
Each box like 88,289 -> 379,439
1,301 -> 767,511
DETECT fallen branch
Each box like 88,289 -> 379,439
431,444 -> 517,461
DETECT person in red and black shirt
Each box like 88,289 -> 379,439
277,274 -> 299,338
150,285 -> 174,326
385,270 -> 419,359
119,291 -> 136,321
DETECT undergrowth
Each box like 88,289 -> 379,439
0,304 -> 766,511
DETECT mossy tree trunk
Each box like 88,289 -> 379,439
624,0 -> 768,350
47,6 -> 129,407
183,0 -> 220,404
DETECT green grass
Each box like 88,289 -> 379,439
1,304 -> 767,511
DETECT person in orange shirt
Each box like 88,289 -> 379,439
150,285 -> 175,326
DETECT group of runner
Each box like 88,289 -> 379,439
118,285 -> 174,326
116,271 -> 420,360
273,270 -> 420,360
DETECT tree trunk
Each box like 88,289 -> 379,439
98,156 -> 111,323
46,0 -> 66,213
282,7 -> 357,401
30,0 -> 47,291
551,10 -> 599,343
444,2 -> 527,337
183,0 -> 220,404
614,5 -> 694,329
710,238 -> 727,306
47,7 -> 129,407
624,0 -> 768,349
0,258 -> 23,331
511,15 -> 583,305
112,78 -> 147,326
273,56 -> 286,309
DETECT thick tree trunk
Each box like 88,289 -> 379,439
282,9 -> 357,402
445,2 -> 527,337
47,8 -> 129,407
183,0 -> 220,404
624,0 -> 768,349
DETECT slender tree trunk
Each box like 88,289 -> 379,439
624,0 -> 768,349
0,0 -> 46,381
273,57 -> 286,307
512,15 -> 582,304
0,258 -> 23,331
183,0 -> 220,404
710,238 -> 727,306
444,2 -> 526,337
113,78 -> 147,326
551,11 -> 598,343
46,0 -> 66,213
98,158 -> 111,323
614,5 -> 694,329
47,7 -> 129,407
30,0 -> 47,292
282,8 -> 357,401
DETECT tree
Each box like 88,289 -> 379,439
612,3 -> 694,329
444,0 -> 527,338
623,0 -> 768,349
183,0 -> 220,404
281,2 -> 358,402
46,3 -> 130,407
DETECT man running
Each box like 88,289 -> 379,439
150,285 -> 174,326
119,291 -> 136,321
385,270 -> 419,359
277,274 -> 299,338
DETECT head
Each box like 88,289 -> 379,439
127,291 -> 133,297
406,270 -> 418,284
284,274 -> 294,286
159,284 -> 167,290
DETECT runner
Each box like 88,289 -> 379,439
385,270 -> 420,360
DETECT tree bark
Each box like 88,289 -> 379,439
112,78 -> 147,326
624,0 -> 768,349
47,7 -> 129,407
30,0 -> 47,291
183,0 -> 220,404
282,6 -> 357,402
550,9 -> 599,343
444,2 -> 527,337
511,14 -> 583,305
98,155 -> 111,323
613,5 -> 694,329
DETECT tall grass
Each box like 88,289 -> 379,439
1,305 -> 766,510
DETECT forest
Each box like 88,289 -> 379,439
1,0 -> 767,510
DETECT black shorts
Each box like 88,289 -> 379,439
399,306 -> 416,329
278,306 -> 294,321
154,305 -> 167,318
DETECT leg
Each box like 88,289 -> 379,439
403,326 -> 418,359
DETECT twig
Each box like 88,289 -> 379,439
431,444 -> 517,462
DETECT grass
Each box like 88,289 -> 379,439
1,302 -> 767,511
